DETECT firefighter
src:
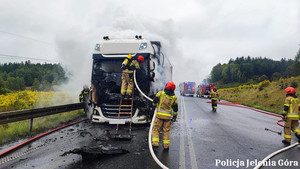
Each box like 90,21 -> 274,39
281,87 -> 300,145
79,85 -> 90,102
209,87 -> 220,112
152,81 -> 178,150
120,54 -> 144,98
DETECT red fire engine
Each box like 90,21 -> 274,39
179,82 -> 196,97
197,84 -> 215,98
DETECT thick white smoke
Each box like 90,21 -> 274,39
53,14 -> 184,100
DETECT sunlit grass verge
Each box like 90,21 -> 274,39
0,110 -> 85,145
219,76 -> 300,114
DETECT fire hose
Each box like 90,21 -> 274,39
0,118 -> 87,157
134,70 -> 169,169
214,101 -> 300,169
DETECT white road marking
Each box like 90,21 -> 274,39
179,97 -> 186,169
182,97 -> 199,169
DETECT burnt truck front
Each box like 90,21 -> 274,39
89,38 -> 160,124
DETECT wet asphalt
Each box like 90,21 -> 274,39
0,94 -> 299,169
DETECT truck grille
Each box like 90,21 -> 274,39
101,103 -> 135,119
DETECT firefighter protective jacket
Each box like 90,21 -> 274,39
153,90 -> 178,120
283,95 -> 300,119
210,91 -> 220,101
122,58 -> 140,73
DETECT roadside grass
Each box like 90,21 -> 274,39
0,91 -> 84,145
219,76 -> 300,114
0,110 -> 85,145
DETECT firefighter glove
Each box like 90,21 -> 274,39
121,64 -> 126,70
171,116 -> 177,122
282,114 -> 287,121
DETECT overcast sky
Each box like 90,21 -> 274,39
0,0 -> 299,91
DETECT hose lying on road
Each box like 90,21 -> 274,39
0,118 -> 88,157
253,142 -> 300,169
134,70 -> 169,169
214,101 -> 299,169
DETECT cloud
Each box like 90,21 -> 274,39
0,0 -> 299,89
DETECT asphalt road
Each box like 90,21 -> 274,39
0,94 -> 299,169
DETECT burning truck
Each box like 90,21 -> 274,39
88,36 -> 172,124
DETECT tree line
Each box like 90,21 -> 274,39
0,61 -> 68,94
209,48 -> 300,88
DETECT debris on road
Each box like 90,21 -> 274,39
265,128 -> 282,135
61,146 -> 129,162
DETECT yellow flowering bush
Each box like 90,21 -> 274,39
0,91 -> 76,112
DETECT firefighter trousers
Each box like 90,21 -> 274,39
121,72 -> 134,96
284,117 -> 300,142
152,117 -> 172,149
211,99 -> 217,110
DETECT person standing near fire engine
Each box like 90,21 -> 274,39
209,87 -> 220,112
120,54 -> 144,98
152,81 -> 178,150
281,87 -> 300,145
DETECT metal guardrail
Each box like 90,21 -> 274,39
0,103 -> 85,128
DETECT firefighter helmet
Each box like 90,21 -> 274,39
285,87 -> 295,94
83,84 -> 89,91
165,81 -> 176,91
138,55 -> 144,63
127,54 -> 132,59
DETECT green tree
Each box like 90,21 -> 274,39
292,47 -> 300,75
5,77 -> 26,91
258,74 -> 268,82
271,72 -> 282,81
31,78 -> 40,91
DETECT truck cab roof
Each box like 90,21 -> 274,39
94,38 -> 155,56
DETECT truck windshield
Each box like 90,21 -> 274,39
93,60 -> 122,75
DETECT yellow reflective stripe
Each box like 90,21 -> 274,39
157,112 -> 172,117
158,110 -> 171,114
163,140 -> 170,144
158,92 -> 164,110
284,104 -> 290,106
158,91 -> 175,112
152,137 -> 159,142
126,89 -> 132,92
291,98 -> 299,103
124,69 -> 134,73
287,113 -> 298,115
286,115 -> 299,118
121,89 -> 126,92
122,59 -> 129,65
284,134 -> 292,139
293,129 -> 300,133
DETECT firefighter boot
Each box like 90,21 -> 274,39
163,144 -> 169,151
282,140 -> 291,145
295,134 -> 300,143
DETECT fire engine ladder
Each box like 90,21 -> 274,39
116,94 -> 134,134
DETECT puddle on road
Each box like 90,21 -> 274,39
187,118 -> 211,126
61,146 -> 129,162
